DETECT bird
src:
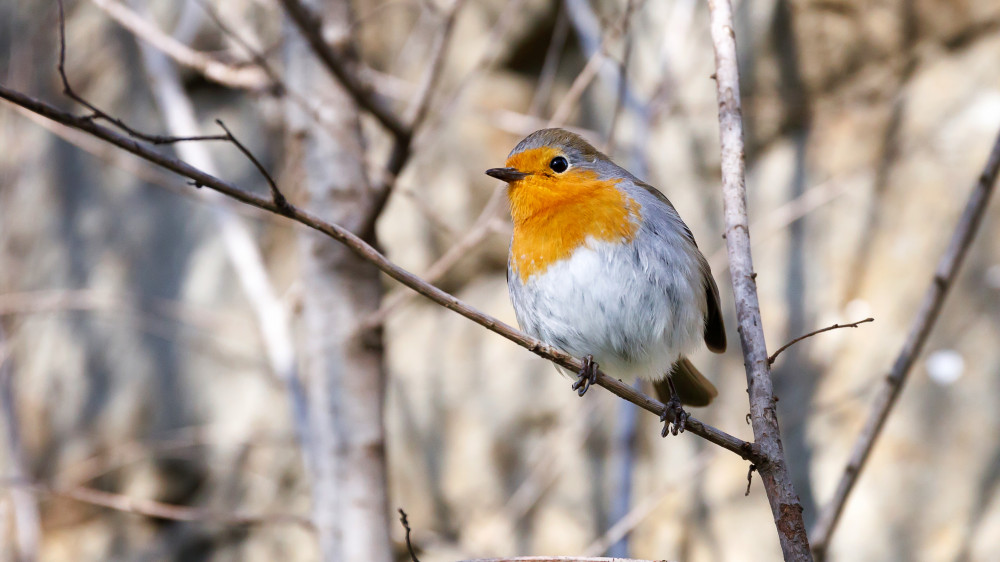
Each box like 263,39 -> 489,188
485,128 -> 726,435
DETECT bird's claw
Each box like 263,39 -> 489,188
660,395 -> 689,437
571,354 -> 598,397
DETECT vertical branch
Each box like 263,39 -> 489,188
706,0 -> 813,560
810,128 -> 1000,559
283,1 -> 391,560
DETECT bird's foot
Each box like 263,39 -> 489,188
660,394 -> 689,437
571,354 -> 598,397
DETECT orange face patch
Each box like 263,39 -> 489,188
505,147 -> 641,282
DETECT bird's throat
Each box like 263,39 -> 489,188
508,173 -> 640,283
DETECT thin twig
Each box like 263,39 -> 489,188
768,318 -> 874,365
358,0 -> 466,239
359,186 -> 506,331
563,0 -> 645,120
707,171 -> 859,271
404,0 -> 465,127
193,0 -> 281,90
89,0 -> 269,90
0,86 -> 761,465
23,483 -> 313,529
367,0 -> 528,218
398,509 -> 420,562
0,289 -> 257,355
214,119 -> 288,209
745,464 -> 757,497
502,400 -> 602,524
195,0 -> 377,174
56,425 -> 293,487
809,127 -> 1000,560
10,103 -> 274,220
548,1 -> 639,128
278,0 -> 410,140
63,1 -> 290,214
397,0 -> 527,174
0,289 -> 234,329
548,43 -> 605,127
58,0 -> 226,145
706,0 -> 813,559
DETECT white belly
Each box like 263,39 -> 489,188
508,238 -> 705,381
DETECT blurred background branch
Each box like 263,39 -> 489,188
0,325 -> 40,562
1,0 -> 999,560
810,127 -> 1000,560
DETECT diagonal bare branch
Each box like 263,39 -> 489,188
3,481 -> 313,529
0,85 -> 761,465
89,0 -> 269,90
358,185 -> 507,332
809,127 -> 1000,560
278,0 -> 410,140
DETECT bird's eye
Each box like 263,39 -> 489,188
549,156 -> 569,173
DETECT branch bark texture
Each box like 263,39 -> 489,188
706,0 -> 812,559
809,127 -> 1000,559
284,2 -> 391,559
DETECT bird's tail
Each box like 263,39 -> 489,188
653,356 -> 718,407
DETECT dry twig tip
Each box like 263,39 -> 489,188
768,317 -> 874,365
398,508 -> 420,562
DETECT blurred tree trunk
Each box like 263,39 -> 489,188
284,3 -> 392,561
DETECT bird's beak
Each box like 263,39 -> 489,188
485,167 -> 528,183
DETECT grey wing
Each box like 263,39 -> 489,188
632,181 -> 727,353
701,259 -> 726,353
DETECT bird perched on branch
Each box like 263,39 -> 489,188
486,128 -> 726,435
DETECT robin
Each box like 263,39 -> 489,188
486,128 -> 726,435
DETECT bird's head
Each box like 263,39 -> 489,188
485,128 -> 635,225
485,128 -> 609,184
486,128 -> 642,281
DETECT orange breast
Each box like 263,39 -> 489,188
507,165 -> 641,283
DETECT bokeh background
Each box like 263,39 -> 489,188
2,0 -> 1000,560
